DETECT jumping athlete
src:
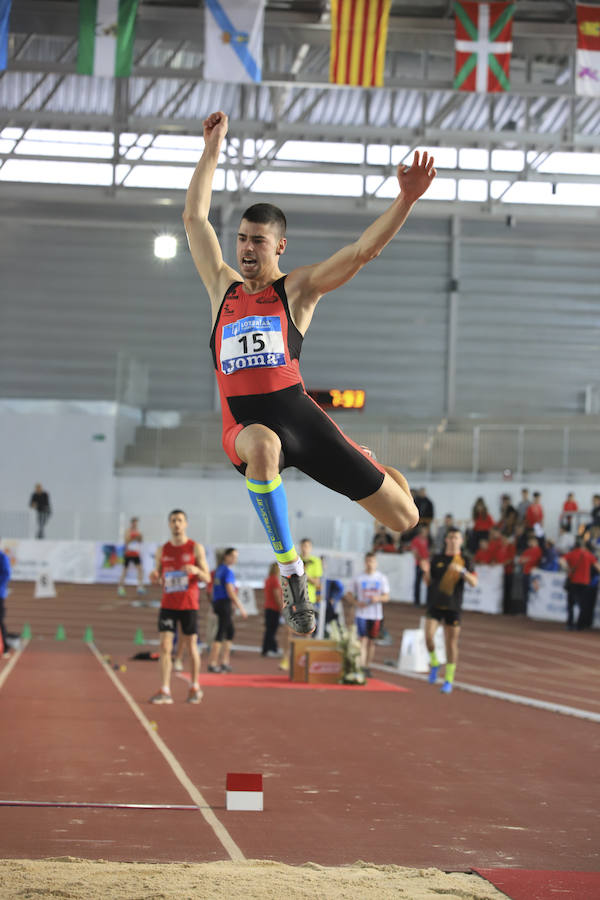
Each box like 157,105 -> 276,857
183,111 -> 436,636
148,509 -> 210,704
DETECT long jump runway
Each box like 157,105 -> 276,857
0,632 -> 599,878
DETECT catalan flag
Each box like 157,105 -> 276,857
329,0 -> 391,88
453,1 -> 515,93
576,3 -> 600,96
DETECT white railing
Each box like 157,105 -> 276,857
118,419 -> 600,479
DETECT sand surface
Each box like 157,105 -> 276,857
0,858 -> 507,899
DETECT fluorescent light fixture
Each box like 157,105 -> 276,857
154,234 -> 177,259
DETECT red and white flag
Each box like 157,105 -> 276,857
576,3 -> 600,96
453,1 -> 515,93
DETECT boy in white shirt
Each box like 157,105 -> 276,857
347,551 -> 390,677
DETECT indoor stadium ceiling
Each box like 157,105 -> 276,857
2,0 -> 599,217
5,1 -> 595,142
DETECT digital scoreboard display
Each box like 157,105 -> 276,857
308,389 -> 366,410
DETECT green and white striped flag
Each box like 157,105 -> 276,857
77,0 -> 139,78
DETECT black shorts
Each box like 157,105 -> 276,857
123,555 -> 142,567
158,608 -> 198,636
212,597 -> 234,642
227,384 -> 386,501
427,607 -> 461,626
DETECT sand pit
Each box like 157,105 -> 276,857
0,857 -> 506,899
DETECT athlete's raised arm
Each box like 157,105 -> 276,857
286,152 -> 436,332
183,111 -> 241,311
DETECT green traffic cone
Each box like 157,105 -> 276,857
22,623 -> 32,639
55,624 -> 66,641
84,626 -> 94,643
134,628 -> 145,645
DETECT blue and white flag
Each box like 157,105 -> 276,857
0,0 -> 12,72
204,0 -> 265,84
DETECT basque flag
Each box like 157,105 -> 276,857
576,3 -> 600,96
453,1 -> 515,93
329,0 -> 391,88
0,0 -> 12,72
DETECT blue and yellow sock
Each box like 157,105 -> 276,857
246,475 -> 303,576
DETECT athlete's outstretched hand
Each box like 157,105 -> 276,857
397,151 -> 436,203
203,110 -> 228,150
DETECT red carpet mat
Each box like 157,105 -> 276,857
474,868 -> 600,899
188,673 -> 409,692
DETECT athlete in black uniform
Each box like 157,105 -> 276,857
420,527 -> 478,694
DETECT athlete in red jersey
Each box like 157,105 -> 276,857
118,516 -> 145,597
183,111 -> 436,636
148,509 -> 210,704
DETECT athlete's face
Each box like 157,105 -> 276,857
169,513 -> 187,538
445,531 -> 463,556
237,219 -> 286,279
364,555 -> 377,573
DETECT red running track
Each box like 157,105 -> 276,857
1,631 -> 599,873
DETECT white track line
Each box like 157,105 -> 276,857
0,639 -> 28,692
88,642 -> 245,861
372,663 -> 600,723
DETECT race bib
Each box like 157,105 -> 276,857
127,540 -> 141,553
220,315 -> 285,375
164,570 -> 189,593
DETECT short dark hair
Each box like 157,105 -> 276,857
224,547 -> 237,557
446,527 -> 462,536
300,537 -> 312,544
241,202 -> 287,237
168,509 -> 187,520
365,551 -> 376,559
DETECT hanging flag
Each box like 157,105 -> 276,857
329,0 -> 391,87
453,1 -> 515,93
77,0 -> 139,78
0,0 -> 12,72
204,0 -> 265,84
576,3 -> 600,96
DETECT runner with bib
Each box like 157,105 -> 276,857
183,111 -> 436,635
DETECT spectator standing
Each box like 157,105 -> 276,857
421,528 -> 478,694
118,517 -> 145,597
347,551 -> 390,678
29,483 -> 51,539
496,534 -> 516,614
435,514 -> 455,553
148,509 -> 210,704
414,488 -> 434,527
525,492 -> 544,530
589,494 -> 600,529
560,540 -> 600,630
516,488 -> 531,524
560,492 -> 578,532
474,538 -> 493,565
519,536 -> 542,612
262,562 -> 283,657
208,547 -> 248,672
470,497 -> 494,551
497,495 -> 517,537
0,545 -> 11,656
410,525 -> 430,605
556,524 -> 576,554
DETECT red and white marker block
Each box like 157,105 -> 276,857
225,773 -> 263,811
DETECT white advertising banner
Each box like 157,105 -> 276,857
463,564 -> 503,614
0,540 -> 96,583
94,541 -> 158,584
527,569 -> 568,623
